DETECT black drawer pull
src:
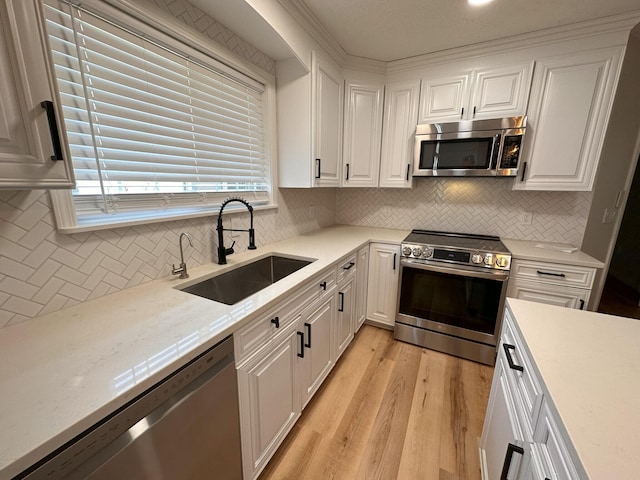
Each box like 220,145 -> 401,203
536,270 -> 566,278
342,262 -> 355,270
346,163 -> 350,181
271,316 -> 280,328
41,101 -> 64,161
338,292 -> 345,312
579,299 -> 585,310
406,163 -> 410,181
503,344 -> 523,372
315,158 -> 321,179
304,322 -> 311,348
393,253 -> 397,270
500,443 -> 524,480
320,281 -> 327,290
520,161 -> 527,181
297,331 -> 304,358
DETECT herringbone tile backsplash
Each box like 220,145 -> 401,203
336,178 -> 592,245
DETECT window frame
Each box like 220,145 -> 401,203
46,0 -> 278,233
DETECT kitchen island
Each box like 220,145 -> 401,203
486,298 -> 640,479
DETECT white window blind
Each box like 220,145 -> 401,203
43,0 -> 270,220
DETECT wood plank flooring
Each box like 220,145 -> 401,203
258,325 -> 494,480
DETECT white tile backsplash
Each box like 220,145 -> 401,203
336,178 -> 592,246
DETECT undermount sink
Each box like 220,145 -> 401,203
180,255 -> 314,305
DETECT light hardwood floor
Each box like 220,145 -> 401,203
258,325 -> 494,480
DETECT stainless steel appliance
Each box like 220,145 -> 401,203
394,230 -> 511,366
413,116 -> 526,177
19,336 -> 242,480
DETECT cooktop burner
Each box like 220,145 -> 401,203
401,229 -> 511,270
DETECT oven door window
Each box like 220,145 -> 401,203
419,137 -> 495,170
399,267 -> 503,334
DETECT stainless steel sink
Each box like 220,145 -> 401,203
180,255 -> 314,305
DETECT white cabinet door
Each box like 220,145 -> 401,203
379,79 -> 420,188
300,294 -> 335,408
313,52 -> 342,187
418,72 -> 471,124
471,62 -> 534,120
418,63 -> 533,124
507,279 -> 589,310
355,245 -> 369,332
480,357 -> 529,480
515,48 -> 623,191
335,276 -> 355,360
342,80 -> 383,187
0,0 -> 74,189
237,327 -> 301,479
366,242 -> 401,327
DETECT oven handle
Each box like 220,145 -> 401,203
400,258 -> 510,282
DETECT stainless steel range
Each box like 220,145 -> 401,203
394,230 -> 511,366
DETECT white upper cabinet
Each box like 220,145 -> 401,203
417,62 -> 534,124
515,47 -> 624,191
277,51 -> 343,188
341,78 -> 384,188
0,0 -> 74,189
379,79 -> 420,188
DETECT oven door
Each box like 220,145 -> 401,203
397,259 -> 509,345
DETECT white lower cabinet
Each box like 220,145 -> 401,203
236,252 -> 361,480
355,245 -> 369,332
507,259 -> 596,310
300,292 -> 335,408
366,242 -> 401,327
481,306 -> 581,480
237,325 -> 300,479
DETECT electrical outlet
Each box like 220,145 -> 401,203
602,208 -> 618,224
519,212 -> 533,225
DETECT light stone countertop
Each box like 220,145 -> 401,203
0,225 -> 408,479
506,298 -> 640,480
502,238 -> 604,268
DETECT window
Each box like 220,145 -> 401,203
44,0 -> 275,232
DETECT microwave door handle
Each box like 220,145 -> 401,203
491,134 -> 502,169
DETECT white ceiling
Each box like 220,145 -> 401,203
300,0 -> 640,61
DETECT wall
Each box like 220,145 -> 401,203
0,0 -> 335,328
336,179 -> 592,245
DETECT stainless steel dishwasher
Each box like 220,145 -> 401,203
19,336 -> 242,480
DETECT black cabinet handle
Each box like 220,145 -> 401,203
503,344 -> 524,372
271,316 -> 280,328
338,291 -> 345,312
393,253 -> 397,270
520,161 -> 527,181
320,281 -> 327,290
40,101 -> 64,161
473,106 -> 477,117
304,322 -> 311,348
460,107 -> 464,118
406,163 -> 410,181
536,270 -> 566,278
315,158 -> 321,179
579,299 -> 585,310
342,262 -> 355,270
500,443 -> 524,480
297,331 -> 305,358
346,163 -> 350,181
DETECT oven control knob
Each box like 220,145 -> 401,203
484,254 -> 494,265
423,247 -> 433,259
495,256 -> 509,268
412,247 -> 423,257
402,246 -> 412,257
471,254 -> 483,264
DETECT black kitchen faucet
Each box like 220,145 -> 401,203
216,197 -> 256,264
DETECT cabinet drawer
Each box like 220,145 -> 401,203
507,279 -> 590,310
510,260 -> 595,288
337,253 -> 357,285
234,268 -> 336,363
501,313 -> 544,436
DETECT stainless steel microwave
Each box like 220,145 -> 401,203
413,116 -> 527,177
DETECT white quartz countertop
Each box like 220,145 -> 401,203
506,298 -> 640,480
0,225 -> 408,479
502,238 -> 604,268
